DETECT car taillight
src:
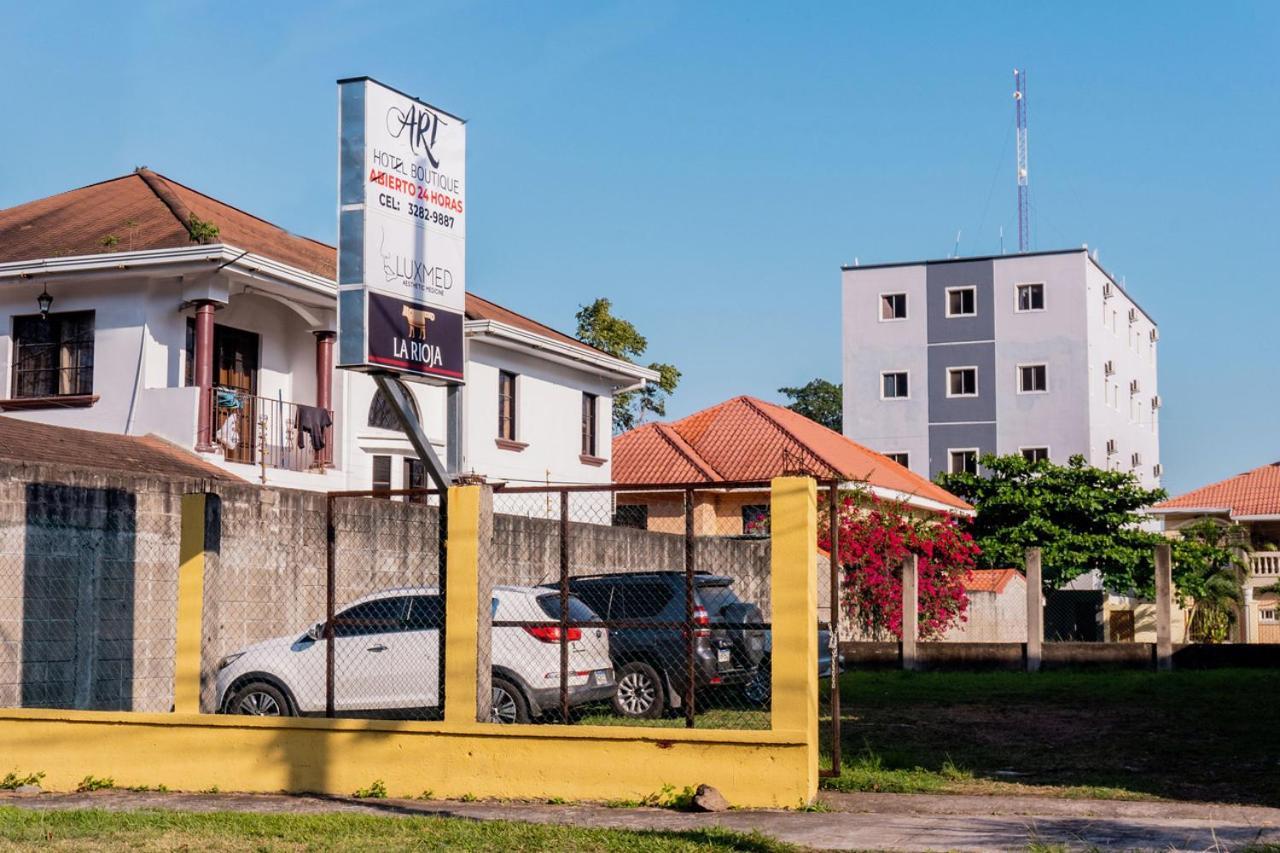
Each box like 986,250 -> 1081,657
523,625 -> 582,643
693,605 -> 711,638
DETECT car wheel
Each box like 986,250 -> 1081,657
743,658 -> 771,707
490,677 -> 529,724
613,662 -> 664,719
228,681 -> 291,716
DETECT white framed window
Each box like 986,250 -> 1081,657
945,286 -> 977,317
879,293 -> 908,321
1017,363 -> 1048,394
884,451 -> 909,467
948,448 -> 979,475
1015,282 -> 1045,312
946,366 -> 978,397
1261,608 -> 1278,623
881,371 -> 910,399
1020,447 -> 1050,463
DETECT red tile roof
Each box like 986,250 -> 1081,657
964,569 -> 1023,594
0,170 -> 612,360
1152,461 -> 1280,518
613,396 -> 972,513
0,416 -> 241,482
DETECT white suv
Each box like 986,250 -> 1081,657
214,586 -> 613,723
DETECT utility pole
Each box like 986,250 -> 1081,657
1014,69 -> 1029,253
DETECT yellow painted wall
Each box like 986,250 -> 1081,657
0,480 -> 821,808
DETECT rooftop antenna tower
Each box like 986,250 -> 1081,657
1013,69 -> 1029,252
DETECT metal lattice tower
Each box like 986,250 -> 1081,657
1014,69 -> 1029,252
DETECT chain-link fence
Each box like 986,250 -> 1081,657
477,483 -> 777,729
211,488 -> 445,720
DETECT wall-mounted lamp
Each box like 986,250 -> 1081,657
37,285 -> 53,319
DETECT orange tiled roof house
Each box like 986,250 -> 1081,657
1151,461 -> 1280,643
611,395 -> 972,538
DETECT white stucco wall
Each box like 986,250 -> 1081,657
841,264 -> 930,479
991,252 -> 1092,463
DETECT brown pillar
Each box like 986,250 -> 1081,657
315,331 -> 336,464
194,301 -> 216,451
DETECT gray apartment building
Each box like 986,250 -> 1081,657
840,248 -> 1161,487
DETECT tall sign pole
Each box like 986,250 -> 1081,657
336,77 -> 467,489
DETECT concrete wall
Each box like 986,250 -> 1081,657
942,582 -> 1028,643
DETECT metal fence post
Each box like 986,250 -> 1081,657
683,488 -> 696,729
1155,543 -> 1173,671
901,554 -> 919,671
826,483 -> 842,775
559,490 -> 571,724
325,495 -> 336,718
1025,547 -> 1043,673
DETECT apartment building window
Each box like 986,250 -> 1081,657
581,392 -> 599,456
948,449 -> 978,475
946,286 -> 976,317
885,452 -> 909,467
742,504 -> 771,535
497,370 -> 517,441
1018,363 -> 1048,393
1021,447 -> 1050,463
947,366 -> 978,397
880,293 -> 907,321
11,311 -> 95,398
1016,283 -> 1045,312
881,371 -> 909,399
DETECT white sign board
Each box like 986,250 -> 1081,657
337,77 -> 467,383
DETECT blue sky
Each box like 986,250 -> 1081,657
3,2 -> 1277,495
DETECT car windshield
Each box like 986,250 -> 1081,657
536,593 -> 599,622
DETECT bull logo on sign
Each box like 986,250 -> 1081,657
402,306 -> 435,341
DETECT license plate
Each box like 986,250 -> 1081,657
593,669 -> 611,685
717,649 -> 731,664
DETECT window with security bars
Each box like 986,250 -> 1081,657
581,392 -> 598,456
11,311 -> 94,398
498,370 -> 517,441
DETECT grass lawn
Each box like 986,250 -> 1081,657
821,668 -> 1280,807
0,807 -> 794,852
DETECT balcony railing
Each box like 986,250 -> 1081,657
1250,552 -> 1280,577
210,388 -> 332,473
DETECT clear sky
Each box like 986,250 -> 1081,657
3,2 -> 1277,495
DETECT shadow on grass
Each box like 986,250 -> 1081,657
822,668 -> 1280,807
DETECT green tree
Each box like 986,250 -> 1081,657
935,453 -> 1167,593
778,379 -> 843,432
1170,518 -> 1248,643
574,298 -> 680,432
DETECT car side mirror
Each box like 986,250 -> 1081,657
307,622 -> 325,641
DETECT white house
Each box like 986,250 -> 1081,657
0,169 -> 656,492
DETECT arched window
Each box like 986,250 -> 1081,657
368,385 -> 418,431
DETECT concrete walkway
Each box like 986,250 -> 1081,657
2,789 -> 1278,851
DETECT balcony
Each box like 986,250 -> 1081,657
1250,552 -> 1280,578
208,388 -> 332,474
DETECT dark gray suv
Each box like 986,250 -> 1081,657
567,571 -> 767,718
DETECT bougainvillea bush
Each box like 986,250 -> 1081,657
818,492 -> 979,640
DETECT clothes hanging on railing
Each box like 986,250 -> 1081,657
295,404 -> 332,452
216,387 -> 242,410
218,412 -> 240,451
